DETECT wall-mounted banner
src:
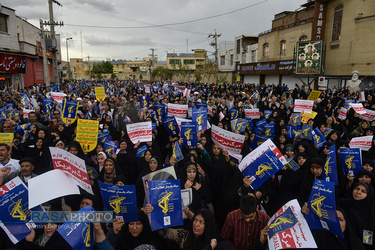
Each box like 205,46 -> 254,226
99,181 -> 138,222
295,40 -> 323,75
211,125 -> 245,154
167,103 -> 188,118
126,122 -> 152,144
245,109 -> 260,119
148,179 -> 183,231
76,119 -> 99,153
267,199 -> 317,249
294,100 -> 314,113
306,179 -> 343,238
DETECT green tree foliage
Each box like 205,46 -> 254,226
152,66 -> 172,81
92,61 -> 114,74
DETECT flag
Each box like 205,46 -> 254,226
99,181 -> 138,222
163,116 -> 180,136
103,139 -> 119,156
301,124 -> 312,140
291,113 -> 301,125
322,144 -> 338,185
192,107 -> 207,131
57,206 -> 95,250
241,149 -> 284,190
172,142 -> 183,162
312,128 -> 327,149
139,96 -> 149,109
340,147 -> 362,176
230,108 -> 238,119
181,122 -> 198,147
306,179 -> 343,238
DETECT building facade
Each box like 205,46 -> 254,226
0,5 -> 61,88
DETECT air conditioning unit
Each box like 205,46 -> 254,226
45,38 -> 57,49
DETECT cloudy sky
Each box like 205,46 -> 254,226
4,0 -> 307,62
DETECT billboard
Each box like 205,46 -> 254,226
295,41 -> 323,75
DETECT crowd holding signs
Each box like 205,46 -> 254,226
0,79 -> 374,250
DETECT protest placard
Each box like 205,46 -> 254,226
126,122 -> 152,144
76,119 -> 99,153
211,125 -> 245,154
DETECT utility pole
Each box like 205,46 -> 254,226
39,20 -> 50,87
209,30 -> 221,85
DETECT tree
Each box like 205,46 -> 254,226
177,64 -> 191,82
194,69 -> 203,83
92,61 -> 114,74
152,66 -> 172,81
202,62 -> 216,83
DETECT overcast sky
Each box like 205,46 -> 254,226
4,0 -> 307,62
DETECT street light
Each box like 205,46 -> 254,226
66,37 -> 72,81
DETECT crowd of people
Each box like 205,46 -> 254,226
0,79 -> 374,250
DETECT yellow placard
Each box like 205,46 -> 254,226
307,90 -> 321,101
76,119 -> 99,153
301,111 -> 317,123
0,133 -> 14,145
95,87 -> 106,102
236,76 -> 241,82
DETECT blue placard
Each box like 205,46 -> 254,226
99,181 -> 138,222
163,116 -> 180,136
0,107 -> 5,118
152,122 -> 157,132
264,110 -> 272,119
43,98 -> 54,120
323,128 -> 333,138
192,107 -> 207,131
150,111 -> 158,123
180,122 -> 198,147
136,145 -> 148,158
6,103 -> 14,110
268,206 -> 299,239
264,123 -> 275,139
306,179 -> 343,238
148,179 -> 183,231
86,166 -> 99,181
246,118 -> 255,132
256,119 -> 267,129
172,142 -> 184,162
57,206 -> 94,250
139,96 -> 150,109
302,124 -> 312,140
91,106 -> 100,117
291,113 -> 301,125
195,102 -> 207,109
312,127 -> 327,149
62,100 -> 78,120
287,98 -> 294,107
235,119 -> 248,133
286,158 -> 300,171
340,147 -> 362,176
323,144 -> 338,185
287,125 -> 302,139
345,100 -> 355,109
98,131 -> 110,144
242,149 -> 284,190
103,139 -> 119,156
251,133 -> 269,150
17,123 -> 31,136
230,109 -> 238,119
5,110 -> 15,119
20,94 -> 30,107
154,103 -> 167,119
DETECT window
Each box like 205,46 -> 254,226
0,14 -> 8,33
299,35 -> 308,42
220,56 -> 225,65
263,43 -> 269,57
196,65 -> 203,69
236,39 -> 241,54
280,40 -> 286,55
251,50 -> 256,62
169,59 -> 181,65
230,55 -> 233,65
331,4 -> 343,41
183,59 -> 195,64
242,53 -> 246,63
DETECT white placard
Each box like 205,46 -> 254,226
126,121 -> 152,144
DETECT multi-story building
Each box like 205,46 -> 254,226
239,0 -> 375,90
0,5 -> 61,88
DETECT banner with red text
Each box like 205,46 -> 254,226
168,104 -> 188,118
126,121 -> 152,144
338,107 -> 347,120
268,199 -> 317,249
349,136 -> 373,151
362,109 -> 375,121
350,103 -> 366,114
244,109 -> 260,119
211,125 -> 245,154
50,92 -> 66,103
294,100 -> 314,113
50,147 -> 93,195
